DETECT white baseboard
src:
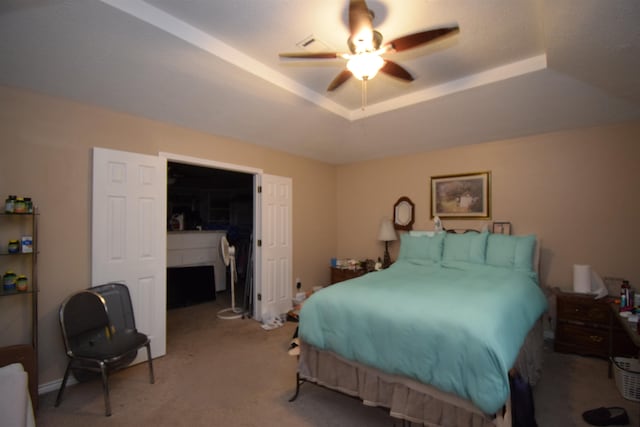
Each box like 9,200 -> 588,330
38,376 -> 78,396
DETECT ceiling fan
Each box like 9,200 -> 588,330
279,0 -> 460,106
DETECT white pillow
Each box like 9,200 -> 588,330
409,230 -> 436,237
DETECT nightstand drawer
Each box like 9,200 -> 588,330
557,294 -> 609,326
555,322 -> 608,357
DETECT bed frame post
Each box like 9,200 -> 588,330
496,396 -> 512,427
288,371 -> 306,402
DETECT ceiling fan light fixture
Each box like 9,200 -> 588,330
278,0 -> 460,96
347,53 -> 384,80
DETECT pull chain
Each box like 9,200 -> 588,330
361,77 -> 368,110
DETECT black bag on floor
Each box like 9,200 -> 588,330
510,372 -> 537,427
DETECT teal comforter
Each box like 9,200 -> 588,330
299,261 -> 548,414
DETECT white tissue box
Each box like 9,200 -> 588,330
21,236 -> 33,253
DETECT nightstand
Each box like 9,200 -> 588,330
554,290 -> 636,358
330,267 -> 366,285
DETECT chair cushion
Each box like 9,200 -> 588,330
73,329 -> 148,360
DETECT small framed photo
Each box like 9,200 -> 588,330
492,221 -> 511,235
430,171 -> 491,219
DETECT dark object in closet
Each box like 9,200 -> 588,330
167,266 -> 216,309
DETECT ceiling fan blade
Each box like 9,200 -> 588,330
327,69 -> 353,91
385,26 -> 460,53
380,60 -> 414,82
348,0 -> 375,52
279,52 -> 342,59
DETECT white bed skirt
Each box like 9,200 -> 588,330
297,318 -> 544,427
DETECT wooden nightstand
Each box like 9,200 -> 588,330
554,290 -> 636,358
330,267 -> 366,285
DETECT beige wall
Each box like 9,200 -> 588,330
335,121 -> 640,291
0,86 -> 336,385
2,84 -> 640,390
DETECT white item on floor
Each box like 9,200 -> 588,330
288,338 -> 300,356
261,316 -> 284,331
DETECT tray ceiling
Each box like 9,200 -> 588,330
1,0 -> 639,163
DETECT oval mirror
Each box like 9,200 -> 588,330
393,197 -> 415,230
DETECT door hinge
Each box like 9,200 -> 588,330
257,239 -> 262,247
257,293 -> 262,301
257,186 -> 262,193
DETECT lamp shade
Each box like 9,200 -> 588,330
377,218 -> 397,242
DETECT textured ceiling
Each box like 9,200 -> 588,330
0,0 -> 639,164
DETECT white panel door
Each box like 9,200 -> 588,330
257,174 -> 292,322
92,147 -> 166,361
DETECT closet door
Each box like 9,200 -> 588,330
256,174 -> 292,322
92,147 -> 167,361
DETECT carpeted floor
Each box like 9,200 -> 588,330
35,295 -> 639,426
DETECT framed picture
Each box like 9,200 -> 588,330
430,171 -> 491,219
492,221 -> 511,235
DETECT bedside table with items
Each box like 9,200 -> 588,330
554,290 -> 636,358
329,267 -> 366,285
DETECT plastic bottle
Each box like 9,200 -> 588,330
621,280 -> 631,312
24,197 -> 33,214
5,195 -> 16,213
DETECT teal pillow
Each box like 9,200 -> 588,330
442,231 -> 488,264
398,232 -> 445,265
485,234 -> 536,271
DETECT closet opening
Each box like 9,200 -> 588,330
165,161 -> 254,319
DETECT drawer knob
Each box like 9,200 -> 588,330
589,335 -> 603,343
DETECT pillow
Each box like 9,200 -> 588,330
409,230 -> 435,237
442,231 -> 489,264
486,234 -> 536,271
397,232 -> 445,265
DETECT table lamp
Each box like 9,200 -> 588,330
377,218 -> 397,268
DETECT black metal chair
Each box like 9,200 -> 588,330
55,283 -> 155,416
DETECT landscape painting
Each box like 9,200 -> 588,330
430,172 -> 491,219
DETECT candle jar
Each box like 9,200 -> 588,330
16,275 -> 28,292
13,197 -> 26,213
8,239 -> 20,254
3,271 -> 16,291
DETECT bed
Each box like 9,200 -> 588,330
293,230 -> 548,427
